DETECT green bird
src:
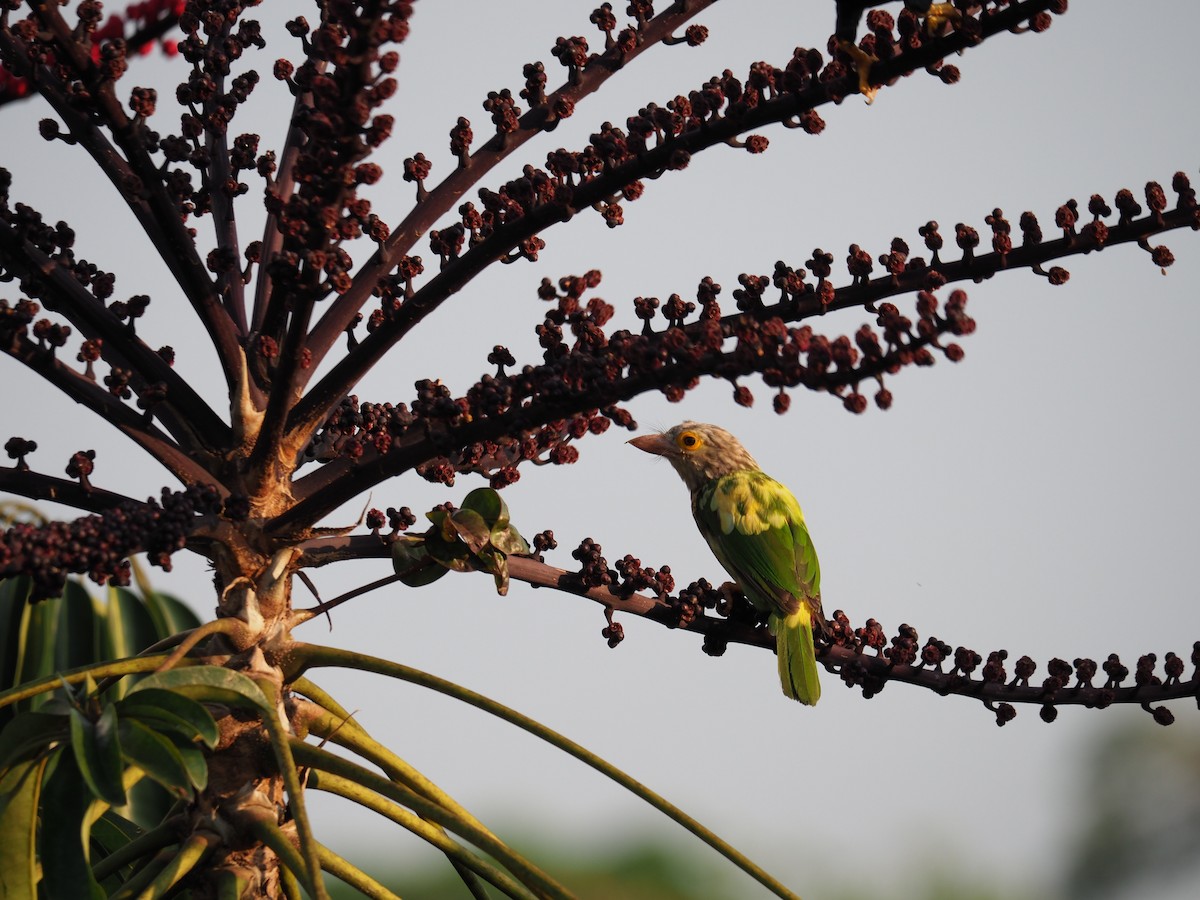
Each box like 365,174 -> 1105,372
630,422 -> 826,705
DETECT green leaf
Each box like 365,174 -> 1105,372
103,586 -> 159,656
0,755 -> 46,900
141,589 -> 203,638
401,561 -> 448,588
392,536 -> 426,573
117,688 -> 219,749
123,777 -> 174,834
450,508 -> 491,553
425,506 -> 455,541
69,704 -> 127,807
130,666 -> 271,712
461,487 -> 510,529
490,524 -> 530,557
426,536 -> 473,572
164,732 -> 208,791
56,580 -> 100,672
476,549 -> 511,596
391,539 -> 449,587
117,718 -> 195,798
0,710 -> 68,774
16,596 -> 59,711
40,749 -> 106,900
90,808 -> 143,850
90,810 -> 143,887
0,577 -> 33,702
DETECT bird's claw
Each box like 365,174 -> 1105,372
840,4 -> 964,104
924,3 -> 963,35
837,39 -> 879,104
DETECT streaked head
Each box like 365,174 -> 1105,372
628,422 -> 760,491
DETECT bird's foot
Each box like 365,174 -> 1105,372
836,39 -> 879,104
714,581 -> 741,616
924,3 -> 963,35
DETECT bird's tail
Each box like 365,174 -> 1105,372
774,609 -> 821,705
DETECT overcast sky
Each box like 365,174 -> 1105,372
5,2 -> 1200,897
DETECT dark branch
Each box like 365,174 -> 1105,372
297,0 -> 723,382
284,0 -> 1063,449
0,1 -> 182,109
0,219 -> 233,456
4,3 -> 244,394
272,178 -> 1194,533
0,465 -> 138,514
298,535 -> 1200,726
0,331 -> 230,494
203,15 -> 249,337
0,483 -> 222,601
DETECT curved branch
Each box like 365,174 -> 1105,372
490,565 -> 1200,723
289,644 -> 799,899
249,71 -> 324,339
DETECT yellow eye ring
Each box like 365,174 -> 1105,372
677,430 -> 702,451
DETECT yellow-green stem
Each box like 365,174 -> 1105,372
243,815 -> 316,898
92,816 -> 185,882
0,656 -> 173,711
135,830 -> 218,899
291,740 -> 571,900
290,643 -> 800,900
297,690 -> 496,841
314,839 -> 401,899
108,846 -> 173,900
257,678 -> 329,900
214,867 -> 252,900
307,768 -> 535,900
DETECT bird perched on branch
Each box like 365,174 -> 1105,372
629,422 -> 826,705
835,0 -> 961,102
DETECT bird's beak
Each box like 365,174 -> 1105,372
628,433 -> 674,457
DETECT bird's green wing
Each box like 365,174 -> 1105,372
693,470 -> 820,618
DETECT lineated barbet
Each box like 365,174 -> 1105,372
630,423 -> 826,705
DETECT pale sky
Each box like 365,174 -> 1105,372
4,2 -> 1200,897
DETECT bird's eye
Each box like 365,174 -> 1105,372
677,431 -> 702,451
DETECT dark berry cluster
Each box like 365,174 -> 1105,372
305,395 -> 415,463
262,4 -> 410,308
364,505 -> 415,539
521,534 -> 1200,724
612,554 -> 674,599
671,578 -> 725,630
0,0 -> 184,107
571,537 -> 613,589
0,483 -> 221,601
819,612 -> 1198,726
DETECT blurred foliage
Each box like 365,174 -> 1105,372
325,839 -> 747,900
1062,718 -> 1200,900
323,837 -> 1054,900
326,711 -> 1200,900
